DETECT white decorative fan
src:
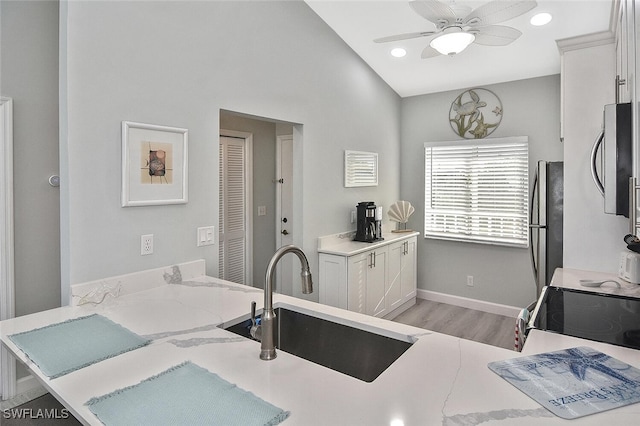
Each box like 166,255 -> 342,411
374,0 -> 537,58
388,201 -> 415,232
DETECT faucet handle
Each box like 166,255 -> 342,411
249,301 -> 261,341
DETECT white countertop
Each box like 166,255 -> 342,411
550,267 -> 640,298
317,231 -> 419,256
1,268 -> 639,425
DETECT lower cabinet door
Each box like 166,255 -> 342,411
366,249 -> 387,317
347,253 -> 368,314
386,241 -> 405,311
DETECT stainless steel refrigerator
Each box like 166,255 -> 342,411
529,160 -> 564,301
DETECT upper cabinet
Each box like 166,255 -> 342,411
633,0 -> 640,235
616,0 -> 632,103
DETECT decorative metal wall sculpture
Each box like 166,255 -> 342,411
449,88 -> 502,139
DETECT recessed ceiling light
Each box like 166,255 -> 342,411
530,12 -> 552,26
390,47 -> 407,58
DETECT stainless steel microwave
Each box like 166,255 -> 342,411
590,103 -> 632,217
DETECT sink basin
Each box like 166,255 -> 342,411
221,305 -> 414,382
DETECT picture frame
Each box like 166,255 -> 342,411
121,121 -> 188,207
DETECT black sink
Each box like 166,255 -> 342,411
222,307 -> 414,382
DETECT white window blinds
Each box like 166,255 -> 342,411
424,136 -> 529,248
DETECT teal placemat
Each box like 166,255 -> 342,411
488,346 -> 640,419
9,314 -> 150,379
86,361 -> 290,426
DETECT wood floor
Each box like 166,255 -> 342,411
392,298 -> 517,350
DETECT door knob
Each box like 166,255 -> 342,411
281,230 -> 289,235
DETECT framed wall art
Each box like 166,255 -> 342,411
344,150 -> 378,187
121,121 -> 188,207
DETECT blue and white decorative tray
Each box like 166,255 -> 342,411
488,346 -> 640,419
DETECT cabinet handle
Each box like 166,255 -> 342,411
372,252 -> 376,268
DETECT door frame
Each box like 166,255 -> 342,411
275,134 -> 293,248
219,129 -> 253,286
275,134 -> 294,295
1,97 -> 16,400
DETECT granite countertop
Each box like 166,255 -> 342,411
1,265 -> 639,425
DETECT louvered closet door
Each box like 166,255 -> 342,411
219,136 -> 247,284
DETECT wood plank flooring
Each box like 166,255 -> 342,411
392,298 -> 517,350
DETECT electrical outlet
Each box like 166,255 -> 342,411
141,234 -> 153,255
466,275 -> 474,287
350,210 -> 356,224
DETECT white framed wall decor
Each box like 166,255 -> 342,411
344,150 -> 378,187
121,121 -> 188,207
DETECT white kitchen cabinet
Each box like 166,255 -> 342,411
615,0 -> 632,103
347,247 -> 387,317
318,232 -> 418,319
386,237 -> 417,312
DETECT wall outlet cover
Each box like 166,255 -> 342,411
141,234 -> 153,255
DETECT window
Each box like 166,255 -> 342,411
424,136 -> 529,247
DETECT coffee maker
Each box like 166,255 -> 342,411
354,201 -> 384,243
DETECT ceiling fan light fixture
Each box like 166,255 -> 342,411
430,30 -> 475,56
390,47 -> 407,58
530,12 -> 552,26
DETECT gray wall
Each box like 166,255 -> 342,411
60,1 -> 401,301
1,0 -> 61,316
400,75 -> 563,308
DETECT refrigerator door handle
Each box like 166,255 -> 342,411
529,166 -> 540,287
529,161 -> 548,298
590,130 -> 605,196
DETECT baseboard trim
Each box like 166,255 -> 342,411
417,289 -> 521,317
16,374 -> 43,396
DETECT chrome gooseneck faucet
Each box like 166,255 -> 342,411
250,245 -> 313,360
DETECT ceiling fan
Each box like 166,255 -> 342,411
374,0 -> 538,58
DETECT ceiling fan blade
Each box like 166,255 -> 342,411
464,0 -> 537,26
472,25 -> 522,46
374,31 -> 436,43
421,45 -> 441,59
410,0 -> 457,26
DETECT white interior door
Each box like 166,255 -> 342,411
1,97 -> 16,400
219,132 -> 253,286
276,135 -> 294,295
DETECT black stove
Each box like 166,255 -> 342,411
529,286 -> 640,350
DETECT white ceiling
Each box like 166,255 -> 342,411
305,0 -> 614,97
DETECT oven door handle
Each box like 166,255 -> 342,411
527,286 -> 550,330
516,286 -> 550,352
515,308 -> 529,352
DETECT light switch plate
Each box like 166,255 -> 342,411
197,226 -> 215,247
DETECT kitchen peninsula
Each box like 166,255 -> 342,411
1,261 -> 639,425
